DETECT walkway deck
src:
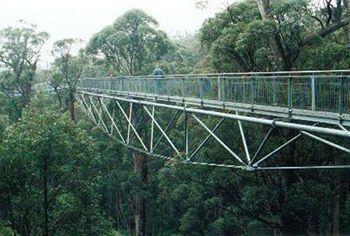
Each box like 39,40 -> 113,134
78,70 -> 350,126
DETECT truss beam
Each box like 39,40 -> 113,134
76,91 -> 350,170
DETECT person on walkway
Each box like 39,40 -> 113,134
153,67 -> 164,93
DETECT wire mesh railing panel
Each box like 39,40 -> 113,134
201,76 -> 218,100
182,77 -> 202,98
78,71 -> 350,117
168,76 -> 183,97
292,76 -> 312,110
224,76 -> 251,103
344,78 -> 350,114
254,76 -> 288,107
315,76 -> 340,113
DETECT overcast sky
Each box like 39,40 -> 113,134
0,0 -> 236,66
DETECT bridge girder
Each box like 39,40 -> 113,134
75,91 -> 350,170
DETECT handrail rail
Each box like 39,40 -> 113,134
78,70 -> 350,119
80,70 -> 350,80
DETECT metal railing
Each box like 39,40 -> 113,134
78,70 -> 350,115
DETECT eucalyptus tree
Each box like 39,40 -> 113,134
0,99 -> 111,235
200,0 -> 350,71
86,9 -> 176,236
87,9 -> 172,75
51,38 -> 87,121
0,22 -> 49,117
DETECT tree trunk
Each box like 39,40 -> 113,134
332,192 -> 340,236
133,151 -> 147,236
68,91 -> 75,122
279,130 -> 298,235
115,192 -> 120,230
344,0 -> 350,46
256,0 -> 269,19
255,0 -> 292,71
332,156 -> 341,236
43,154 -> 49,236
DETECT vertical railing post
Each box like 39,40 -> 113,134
182,77 -> 185,103
339,73 -> 344,116
150,105 -> 155,153
222,76 -> 226,108
184,112 -> 189,161
272,74 -> 276,105
155,76 -> 158,97
311,73 -> 316,111
169,76 -> 172,97
200,77 -> 204,105
288,73 -> 292,116
218,75 -> 221,100
250,74 -> 255,108
127,79 -> 131,97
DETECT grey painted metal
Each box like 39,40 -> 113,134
74,70 -> 350,170
236,111 -> 250,162
143,106 -> 181,157
110,109 -> 115,135
100,98 -> 126,143
153,110 -> 181,151
184,112 -> 189,160
192,113 -> 246,165
78,70 -> 350,126
76,94 -> 96,124
255,165 -> 350,170
250,127 -> 274,165
116,101 -> 148,151
339,124 -> 349,132
76,92 -> 350,170
126,103 -> 133,145
188,117 -> 225,161
311,75 -> 316,111
89,96 -> 109,132
80,88 -> 350,126
150,105 -> 155,153
253,133 -> 303,167
77,91 -> 350,138
301,131 -> 350,154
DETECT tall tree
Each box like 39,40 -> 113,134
86,10 -> 174,235
87,9 -> 172,75
0,22 -> 49,116
200,0 -> 350,71
51,38 -> 87,121
0,98 -> 111,235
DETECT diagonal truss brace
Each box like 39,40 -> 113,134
143,106 -> 182,158
192,114 -> 246,165
115,101 -> 148,152
76,91 -> 350,170
89,96 -> 109,133
188,117 -> 225,161
99,98 -> 126,143
252,127 -> 350,169
236,111 -> 250,163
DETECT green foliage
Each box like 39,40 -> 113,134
0,99 -> 112,235
200,0 -> 349,71
87,9 -> 173,75
0,22 -> 49,117
1,2 -> 350,235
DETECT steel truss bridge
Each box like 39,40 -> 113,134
75,70 -> 350,170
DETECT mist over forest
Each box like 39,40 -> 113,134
0,0 -> 350,235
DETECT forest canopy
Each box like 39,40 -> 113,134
0,1 -> 350,235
